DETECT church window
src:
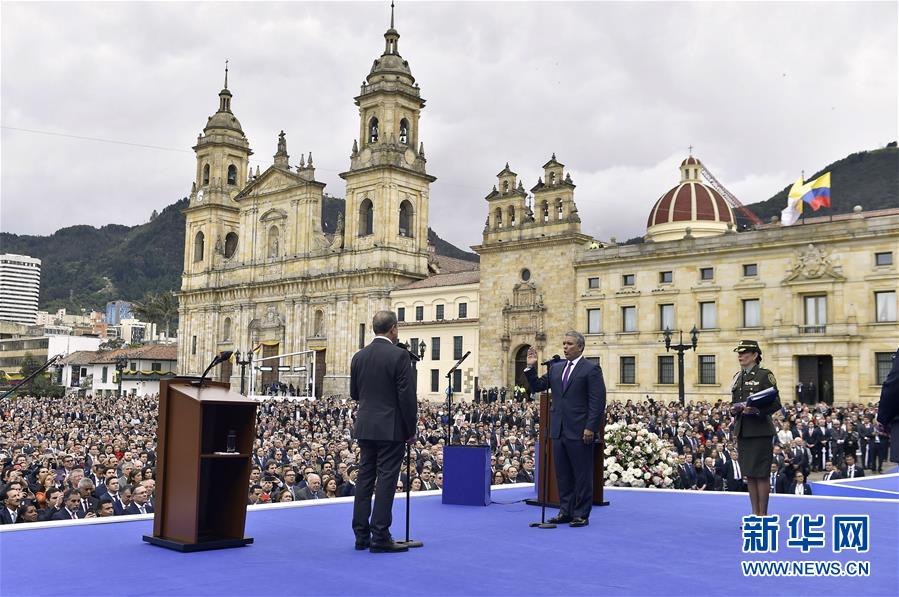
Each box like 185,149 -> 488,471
202,164 -> 210,185
268,225 -> 280,258
541,200 -> 549,223
399,119 -> 409,144
223,317 -> 232,341
224,232 -> 238,259
193,231 -> 205,262
508,206 -> 516,226
503,181 -> 510,192
556,198 -> 564,220
359,199 -> 374,236
549,172 -> 556,185
520,268 -> 531,282
494,207 -> 503,229
369,117 -> 379,143
313,310 -> 324,337
227,165 -> 237,186
399,200 -> 413,237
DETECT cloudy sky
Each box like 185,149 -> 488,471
2,1 -> 896,250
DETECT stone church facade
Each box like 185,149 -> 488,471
178,16 -> 435,395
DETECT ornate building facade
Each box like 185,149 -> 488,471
178,14 -> 436,395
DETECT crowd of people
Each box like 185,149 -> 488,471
0,388 -> 891,525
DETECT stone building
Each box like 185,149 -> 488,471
178,12 -> 436,395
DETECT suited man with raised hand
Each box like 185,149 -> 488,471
525,330 -> 606,527
351,310 -> 417,553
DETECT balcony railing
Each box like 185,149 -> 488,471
799,325 -> 827,334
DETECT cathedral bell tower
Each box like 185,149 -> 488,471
339,3 -> 435,276
183,63 -> 252,282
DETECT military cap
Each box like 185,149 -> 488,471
734,339 -> 761,354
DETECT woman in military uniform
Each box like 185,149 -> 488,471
730,340 -> 782,516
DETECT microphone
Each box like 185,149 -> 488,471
541,355 -> 561,366
194,350 -> 234,386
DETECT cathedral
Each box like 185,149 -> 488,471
178,11 -> 436,395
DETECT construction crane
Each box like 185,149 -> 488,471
700,164 -> 763,226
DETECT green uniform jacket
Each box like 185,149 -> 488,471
731,364 -> 782,438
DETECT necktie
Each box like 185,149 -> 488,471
733,461 -> 741,478
561,361 -> 573,389
771,473 -> 776,489
140,505 -> 146,514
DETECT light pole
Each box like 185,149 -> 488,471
663,326 -> 699,405
234,350 -> 253,395
115,356 -> 128,399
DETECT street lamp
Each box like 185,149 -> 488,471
662,326 -> 699,405
233,350 -> 253,395
114,355 -> 128,399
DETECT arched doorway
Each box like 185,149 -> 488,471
512,344 -> 531,390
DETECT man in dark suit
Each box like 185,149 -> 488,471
876,348 -> 899,464
0,487 -> 21,525
842,454 -> 865,479
724,448 -> 747,492
821,460 -> 843,482
525,330 -> 606,527
351,311 -> 416,553
125,485 -> 154,515
51,490 -> 85,520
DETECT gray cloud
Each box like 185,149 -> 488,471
2,1 -> 895,251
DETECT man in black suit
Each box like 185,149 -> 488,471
821,460 -> 843,482
125,485 -> 154,515
525,330 -> 606,527
842,454 -> 865,479
51,490 -> 85,520
0,487 -> 21,525
351,310 -> 416,553
724,448 -> 747,492
876,347 -> 899,464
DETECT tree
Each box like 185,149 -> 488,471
133,290 -> 178,337
100,337 -> 125,350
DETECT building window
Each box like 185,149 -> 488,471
875,252 -> 893,266
397,307 -> 405,322
521,268 -> 531,282
622,306 -> 636,332
585,356 -> 601,368
409,338 -> 419,356
742,299 -> 761,327
743,263 -> 758,277
659,271 -> 673,284
431,369 -> 440,392
415,306 -> 424,321
699,302 -> 717,329
359,199 -> 374,236
658,355 -> 674,384
699,267 -> 714,281
622,274 -> 635,286
588,277 -> 600,289
191,335 -> 197,355
453,336 -> 463,360
101,366 -> 108,383
399,200 -> 413,237
193,231 -> 205,262
620,356 -> 636,384
369,117 -> 379,143
151,362 -> 161,372
399,118 -> 409,144
224,232 -> 238,258
876,352 -> 894,384
202,164 -> 210,185
659,304 -> 674,331
458,303 -> 468,318
587,309 -> 602,334
431,337 -> 440,360
359,323 -> 366,349
436,304 -> 444,321
803,295 -> 827,333
698,355 -> 716,384
227,164 -> 237,186
452,369 -> 462,392
875,291 -> 897,322
223,317 -> 232,341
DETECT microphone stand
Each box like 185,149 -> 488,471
530,355 -> 560,529
445,351 -> 471,445
397,342 -> 423,549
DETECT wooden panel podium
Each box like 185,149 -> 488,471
143,378 -> 258,552
527,392 -> 609,508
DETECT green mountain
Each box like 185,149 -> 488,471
739,142 -> 898,225
1,196 -> 479,312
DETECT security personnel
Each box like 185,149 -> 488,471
730,340 -> 781,517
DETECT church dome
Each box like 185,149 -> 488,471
204,88 -> 244,134
645,156 -> 735,242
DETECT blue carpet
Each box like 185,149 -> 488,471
811,473 -> 899,499
1,486 -> 896,597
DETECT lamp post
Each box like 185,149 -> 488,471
234,350 -> 253,396
114,356 -> 128,399
663,326 -> 699,405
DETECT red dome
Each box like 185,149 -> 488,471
647,182 -> 735,228
680,156 -> 700,167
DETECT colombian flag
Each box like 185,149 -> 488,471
800,172 -> 831,211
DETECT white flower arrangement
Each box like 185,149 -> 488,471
603,421 -> 677,488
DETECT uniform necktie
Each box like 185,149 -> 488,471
561,361 -> 573,389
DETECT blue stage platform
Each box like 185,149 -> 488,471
2,485 -> 897,596
811,472 -> 899,500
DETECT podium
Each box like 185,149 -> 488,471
527,392 -> 609,508
143,378 -> 258,552
442,445 -> 491,506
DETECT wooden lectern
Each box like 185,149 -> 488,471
143,378 -> 257,552
528,392 -> 609,508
